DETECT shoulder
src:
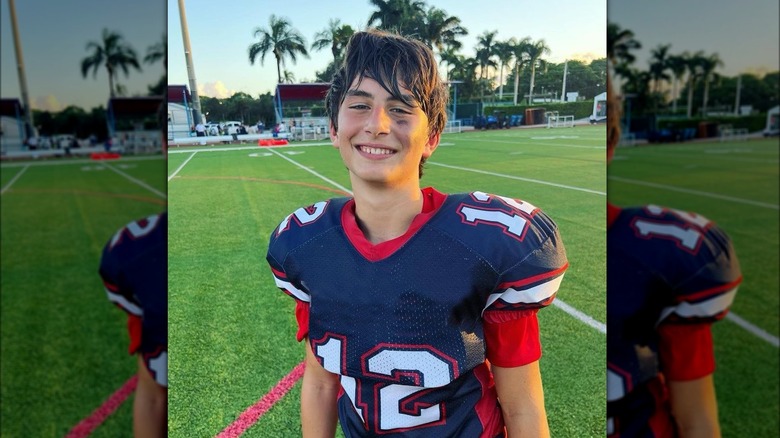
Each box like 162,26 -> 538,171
102,213 -> 166,266
267,198 -> 349,260
434,191 -> 566,269
609,204 -> 741,297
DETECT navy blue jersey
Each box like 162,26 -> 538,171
267,188 -> 567,437
607,204 -> 741,437
99,212 -> 168,387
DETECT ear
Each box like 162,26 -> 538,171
422,132 -> 441,158
329,121 -> 339,148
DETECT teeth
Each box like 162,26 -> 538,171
360,146 -> 393,155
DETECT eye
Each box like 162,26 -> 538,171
348,104 -> 370,110
390,107 -> 411,115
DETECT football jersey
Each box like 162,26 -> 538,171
267,188 -> 567,437
99,212 -> 168,387
607,204 -> 741,437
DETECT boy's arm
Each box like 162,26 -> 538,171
301,340 -> 341,438
668,375 -> 721,438
133,355 -> 167,438
492,361 -> 550,438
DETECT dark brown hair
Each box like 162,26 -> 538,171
326,29 -> 448,177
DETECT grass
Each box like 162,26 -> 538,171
0,155 -> 166,437
609,137 -> 779,437
167,125 -> 607,437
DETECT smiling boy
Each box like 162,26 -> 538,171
266,29 -> 567,437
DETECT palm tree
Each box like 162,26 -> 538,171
80,28 -> 141,98
607,22 -> 641,66
475,31 -> 498,101
311,19 -> 354,64
367,0 -> 426,35
648,44 -> 671,96
684,51 -> 704,118
419,6 -> 467,53
667,53 -> 688,113
494,39 -> 515,100
144,33 -> 167,73
697,52 -> 722,116
282,70 -> 296,84
510,37 -> 531,105
439,44 -> 460,82
525,39 -> 551,105
248,15 -> 309,84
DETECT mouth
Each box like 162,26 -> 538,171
355,144 -> 396,157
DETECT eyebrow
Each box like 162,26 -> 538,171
345,89 -> 418,107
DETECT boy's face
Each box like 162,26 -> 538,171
330,77 -> 440,187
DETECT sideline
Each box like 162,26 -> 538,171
0,164 -> 29,194
65,375 -> 138,438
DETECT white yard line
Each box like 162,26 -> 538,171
429,162 -> 606,195
609,176 -> 779,210
268,149 -> 352,194
168,151 -> 198,181
102,163 -> 166,199
272,151 -> 608,333
553,299 -> 606,334
1,165 -> 29,195
726,312 -> 780,348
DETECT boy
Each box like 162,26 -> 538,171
606,76 -> 741,437
267,30 -> 567,437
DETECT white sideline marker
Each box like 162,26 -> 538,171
103,163 -> 166,199
727,312 -> 779,348
168,152 -> 198,181
1,165 -> 29,195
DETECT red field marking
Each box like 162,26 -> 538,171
215,361 -> 306,438
65,375 -> 138,438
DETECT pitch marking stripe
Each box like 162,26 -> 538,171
268,149 -> 353,194
103,163 -> 166,199
65,375 -> 138,438
0,164 -> 29,194
168,151 -> 198,181
215,362 -> 306,438
0,155 -> 164,168
609,176 -> 779,210
727,312 -> 780,348
554,298 -> 606,333
429,162 -> 606,196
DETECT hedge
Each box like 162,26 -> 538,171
484,101 -> 594,120
657,114 -> 767,133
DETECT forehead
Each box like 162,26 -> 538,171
346,76 -> 414,100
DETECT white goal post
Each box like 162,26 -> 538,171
546,112 -> 574,128
443,120 -> 462,133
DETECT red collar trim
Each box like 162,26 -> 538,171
607,203 -> 622,228
341,187 -> 447,262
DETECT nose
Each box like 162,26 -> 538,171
365,107 -> 390,136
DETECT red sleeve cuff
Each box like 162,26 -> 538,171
295,300 -> 310,342
127,314 -> 142,354
483,310 -> 541,367
658,322 -> 715,381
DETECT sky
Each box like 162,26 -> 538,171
608,0 -> 779,78
0,0 -> 166,112
167,0 -> 607,99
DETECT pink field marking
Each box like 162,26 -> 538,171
215,361 -> 306,438
65,375 -> 138,438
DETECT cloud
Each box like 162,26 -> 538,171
31,95 -> 63,112
198,81 -> 235,99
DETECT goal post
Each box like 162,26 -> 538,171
443,120 -> 462,134
547,112 -> 574,128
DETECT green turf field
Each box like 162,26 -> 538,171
167,125 -> 607,437
0,155 -> 166,437
609,137 -> 780,437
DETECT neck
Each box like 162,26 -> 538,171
351,180 -> 423,244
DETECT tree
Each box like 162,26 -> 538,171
80,28 -> 141,98
144,33 -> 167,73
311,19 -> 354,64
607,22 -> 641,66
494,39 -> 515,100
666,53 -> 688,113
419,6 -> 467,53
510,37 -> 531,105
248,15 -> 309,84
367,0 -> 426,35
697,52 -> 722,116
525,39 -> 551,104
648,44 -> 671,96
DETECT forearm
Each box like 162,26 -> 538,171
301,341 -> 341,438
493,361 -> 550,438
133,356 -> 167,438
669,375 -> 721,438
301,370 -> 340,437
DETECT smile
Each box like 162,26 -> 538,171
357,145 -> 396,156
